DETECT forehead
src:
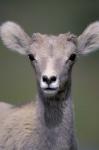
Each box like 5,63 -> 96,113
30,33 -> 77,58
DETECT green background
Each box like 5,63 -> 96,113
0,0 -> 99,148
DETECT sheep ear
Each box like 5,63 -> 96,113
78,22 -> 99,55
0,21 -> 31,55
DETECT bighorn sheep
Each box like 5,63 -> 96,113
0,21 -> 99,150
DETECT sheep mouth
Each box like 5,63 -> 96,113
42,87 -> 58,96
44,87 -> 57,91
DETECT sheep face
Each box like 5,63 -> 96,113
29,33 -> 77,97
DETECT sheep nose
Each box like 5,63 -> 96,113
42,75 -> 57,85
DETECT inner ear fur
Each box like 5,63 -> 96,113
0,21 -> 31,55
77,21 -> 99,54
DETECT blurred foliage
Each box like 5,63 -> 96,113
0,0 -> 99,146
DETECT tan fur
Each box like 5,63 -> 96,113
0,21 -> 99,150
0,102 -> 13,122
31,33 -> 76,58
0,102 -> 39,149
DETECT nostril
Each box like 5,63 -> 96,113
42,76 -> 48,83
50,76 -> 57,82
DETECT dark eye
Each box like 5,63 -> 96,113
28,54 -> 35,61
69,53 -> 76,61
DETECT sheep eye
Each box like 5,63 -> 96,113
69,53 -> 76,61
28,54 -> 35,61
